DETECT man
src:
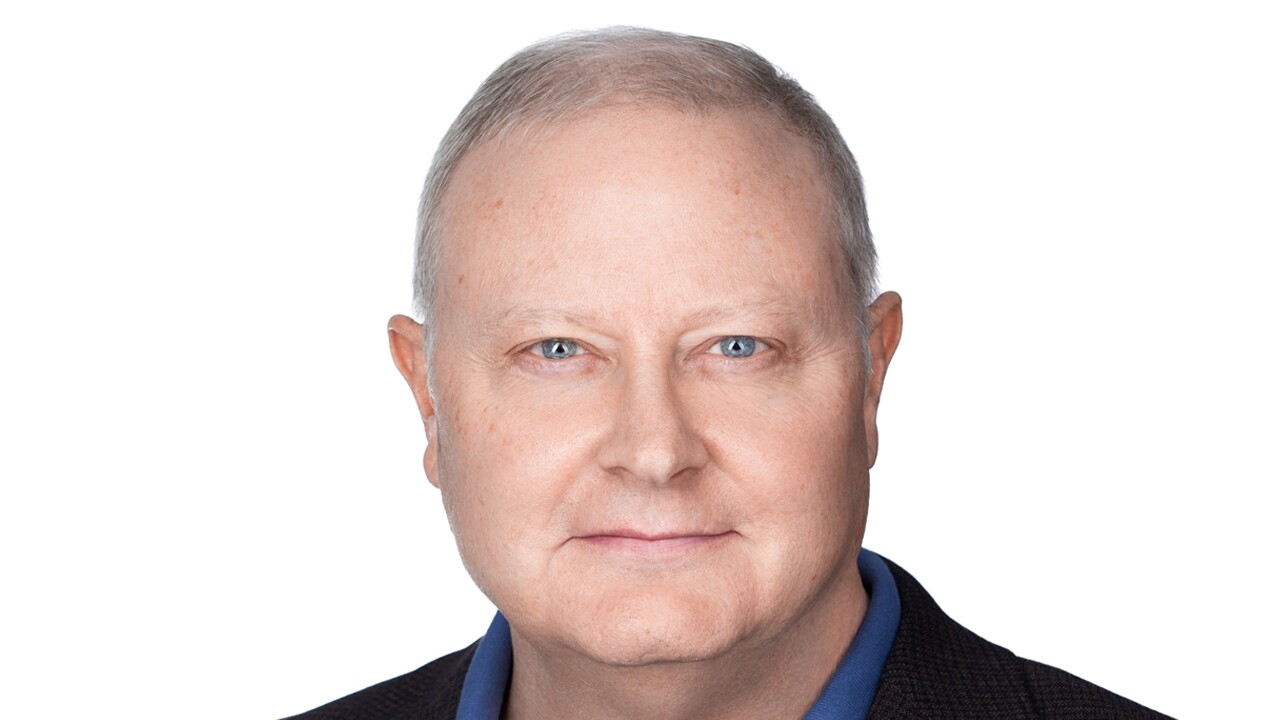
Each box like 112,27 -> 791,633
289,28 -> 1170,720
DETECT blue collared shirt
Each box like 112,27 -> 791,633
456,548 -> 901,720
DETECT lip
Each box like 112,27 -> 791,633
574,530 -> 735,558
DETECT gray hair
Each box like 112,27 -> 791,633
414,27 -> 877,358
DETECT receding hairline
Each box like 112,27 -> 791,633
436,98 -> 839,224
456,92 -> 823,163
436,101 -> 850,295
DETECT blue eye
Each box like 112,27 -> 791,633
717,337 -> 757,358
539,339 -> 579,359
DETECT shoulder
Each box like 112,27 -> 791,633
1019,659 -> 1174,719
281,642 -> 477,720
870,557 -> 1174,720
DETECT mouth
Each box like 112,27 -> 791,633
574,530 -> 736,558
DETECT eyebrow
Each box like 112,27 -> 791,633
681,298 -> 804,325
476,298 -> 807,337
476,306 -> 602,339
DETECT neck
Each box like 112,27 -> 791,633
503,564 -> 868,720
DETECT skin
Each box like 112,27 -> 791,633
389,106 -> 903,720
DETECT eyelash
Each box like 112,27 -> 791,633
522,336 -> 772,362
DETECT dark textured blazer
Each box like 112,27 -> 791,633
286,558 -> 1173,719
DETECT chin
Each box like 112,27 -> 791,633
564,584 -> 747,666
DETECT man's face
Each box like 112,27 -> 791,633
403,107 -> 896,666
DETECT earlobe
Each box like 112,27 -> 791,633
388,314 -> 441,487
862,292 -> 904,467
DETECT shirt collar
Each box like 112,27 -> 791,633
456,548 -> 901,720
455,611 -> 512,720
801,548 -> 901,720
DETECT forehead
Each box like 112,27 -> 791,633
435,107 -> 850,327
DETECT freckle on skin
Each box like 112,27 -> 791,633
494,197 -> 504,208
457,273 -> 465,284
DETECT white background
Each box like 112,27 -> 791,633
2,2 -> 1276,718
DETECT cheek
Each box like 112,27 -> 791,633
701,369 -> 864,476
432,385 -> 606,591
695,374 -> 867,551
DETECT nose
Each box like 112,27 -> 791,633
595,363 -> 709,485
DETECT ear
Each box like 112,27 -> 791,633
862,291 -> 903,468
388,314 -> 440,487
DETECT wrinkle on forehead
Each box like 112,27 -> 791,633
434,106 -> 856,340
